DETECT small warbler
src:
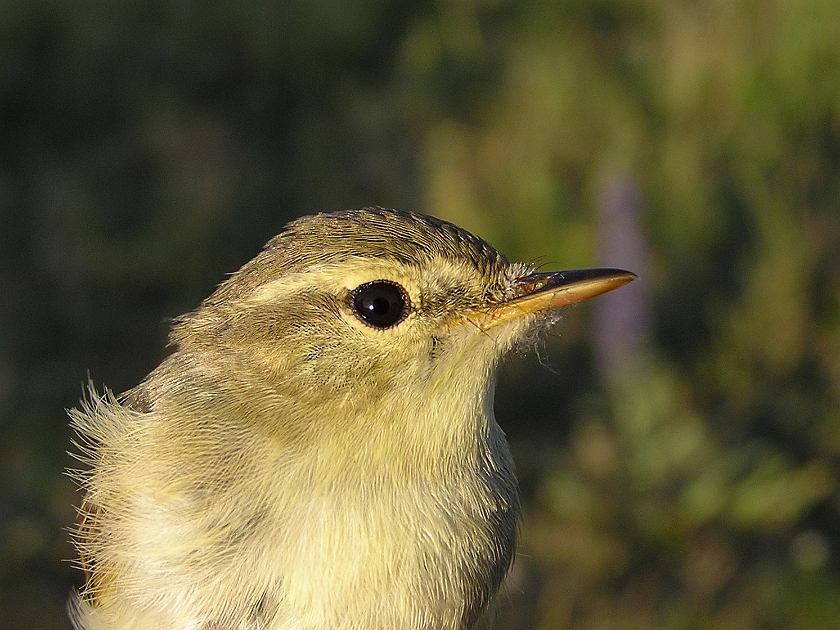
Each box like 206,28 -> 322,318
69,207 -> 634,630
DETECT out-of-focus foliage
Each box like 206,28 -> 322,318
2,0 -> 840,628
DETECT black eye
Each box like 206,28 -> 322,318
351,281 -> 409,329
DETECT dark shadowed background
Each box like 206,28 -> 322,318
3,1 -> 840,628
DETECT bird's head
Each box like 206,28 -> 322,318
160,208 -> 633,461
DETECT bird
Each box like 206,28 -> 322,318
68,207 -> 635,630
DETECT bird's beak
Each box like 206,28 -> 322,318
469,268 -> 636,331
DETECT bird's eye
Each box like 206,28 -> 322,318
351,281 -> 410,329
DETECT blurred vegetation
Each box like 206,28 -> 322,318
2,0 -> 840,628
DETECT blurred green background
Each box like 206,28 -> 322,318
3,0 -> 840,628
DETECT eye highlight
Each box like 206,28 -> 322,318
351,281 -> 410,329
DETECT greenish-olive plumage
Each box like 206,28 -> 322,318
69,207 -> 633,630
